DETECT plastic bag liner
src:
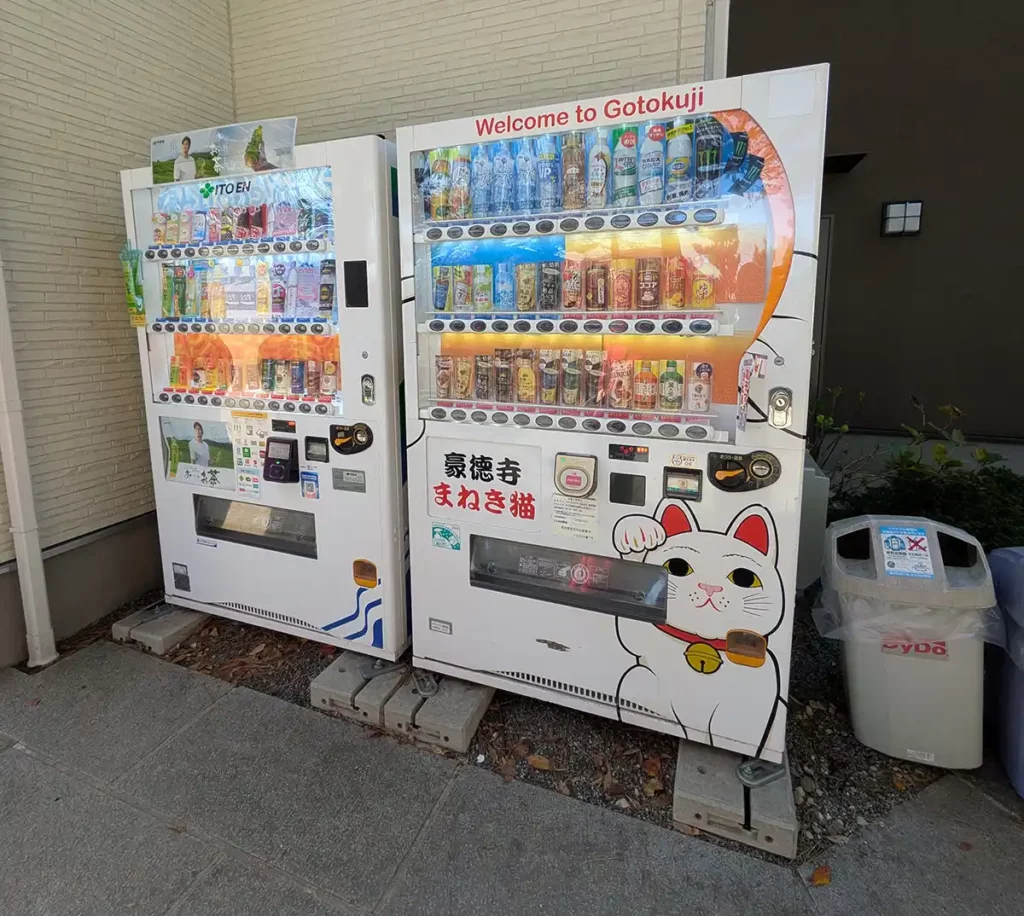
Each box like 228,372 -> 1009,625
990,547 -> 1024,629
814,585 -> 1006,647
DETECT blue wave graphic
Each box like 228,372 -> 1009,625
323,587 -> 368,632
345,598 -> 382,642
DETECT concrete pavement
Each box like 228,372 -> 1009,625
0,641 -> 1021,915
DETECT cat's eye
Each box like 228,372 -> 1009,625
663,558 -> 694,577
727,568 -> 762,588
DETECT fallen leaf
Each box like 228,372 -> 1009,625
592,752 -> 606,769
26,699 -> 40,707
527,754 -> 552,771
497,758 -> 517,781
809,866 -> 832,887
641,756 -> 662,778
248,643 -> 266,657
643,777 -> 664,797
319,644 -> 336,657
512,742 -> 531,759
604,779 -> 627,797
678,823 -> 701,835
892,775 -> 907,791
649,793 -> 673,809
208,627 -> 218,637
555,780 -> 572,797
958,841 -> 973,852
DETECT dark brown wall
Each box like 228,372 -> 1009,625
728,0 -> 1022,438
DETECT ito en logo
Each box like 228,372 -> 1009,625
199,182 -> 215,199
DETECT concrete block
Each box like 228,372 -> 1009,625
384,679 -> 427,735
408,679 -> 494,753
126,605 -> 209,656
110,603 -> 166,643
672,741 -> 799,859
309,651 -> 369,723
350,668 -> 409,727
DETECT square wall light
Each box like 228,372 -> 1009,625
881,201 -> 922,237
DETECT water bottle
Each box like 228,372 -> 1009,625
637,122 -> 666,206
515,138 -> 538,214
535,134 -> 561,213
495,263 -> 515,311
491,141 -> 515,217
470,144 -> 493,218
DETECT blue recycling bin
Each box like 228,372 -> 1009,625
989,547 -> 1024,799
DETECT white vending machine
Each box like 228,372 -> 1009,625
398,66 -> 828,760
121,135 -> 409,660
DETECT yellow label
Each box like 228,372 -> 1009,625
231,410 -> 268,420
667,123 -> 694,141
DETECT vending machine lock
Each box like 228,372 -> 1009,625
330,423 -> 374,455
708,451 -> 782,493
554,453 -> 598,498
361,374 -> 376,406
262,437 -> 299,483
767,387 -> 793,429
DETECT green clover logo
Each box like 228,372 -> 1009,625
199,182 -> 215,199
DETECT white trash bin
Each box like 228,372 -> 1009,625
819,515 -> 998,769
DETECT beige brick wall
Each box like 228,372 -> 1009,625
230,0 -> 708,142
0,0 -> 235,562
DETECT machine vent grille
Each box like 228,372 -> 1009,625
495,670 -> 658,716
218,602 -> 320,633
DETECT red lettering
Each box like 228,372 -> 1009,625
914,643 -> 931,654
494,120 -> 506,135
660,90 -> 676,112
475,116 -> 496,136
933,642 -> 947,656
511,117 -> 524,132
433,482 -> 453,508
901,644 -> 912,655
557,110 -> 570,126
622,101 -> 637,117
523,115 -> 536,130
645,96 -> 660,114
604,98 -> 621,119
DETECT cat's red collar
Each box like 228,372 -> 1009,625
655,623 -> 728,649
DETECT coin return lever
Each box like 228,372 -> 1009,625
554,453 -> 598,498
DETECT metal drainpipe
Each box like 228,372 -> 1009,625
0,249 -> 57,667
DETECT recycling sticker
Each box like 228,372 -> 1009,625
879,525 -> 934,578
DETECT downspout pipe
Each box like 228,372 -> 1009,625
0,250 -> 57,667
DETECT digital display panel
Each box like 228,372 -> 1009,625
608,443 -> 649,463
268,440 -> 292,459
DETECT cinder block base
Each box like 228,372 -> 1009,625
111,603 -> 208,655
672,741 -> 798,859
311,656 -> 492,752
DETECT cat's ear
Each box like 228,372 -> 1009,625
655,499 -> 699,538
726,504 -> 777,564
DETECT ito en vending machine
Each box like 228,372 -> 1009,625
398,65 -> 828,761
120,134 -> 410,660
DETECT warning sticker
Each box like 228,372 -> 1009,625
879,525 -> 934,578
552,494 -> 598,541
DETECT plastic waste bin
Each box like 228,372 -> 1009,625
820,516 -> 997,769
988,547 -> 1024,798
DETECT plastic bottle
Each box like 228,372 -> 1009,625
514,138 -> 538,214
285,263 -> 299,315
271,263 -> 287,317
449,146 -> 472,219
491,141 -> 515,217
495,263 -> 515,311
470,144 -> 492,218
256,259 -> 271,318
586,128 -> 611,209
561,131 -> 586,211
665,118 -> 695,203
428,148 -> 451,220
638,122 -> 666,206
535,134 -> 561,213
611,126 -> 638,208
659,359 -> 683,410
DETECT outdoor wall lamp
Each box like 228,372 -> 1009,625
881,201 -> 922,237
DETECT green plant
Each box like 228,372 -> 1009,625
889,397 -> 1003,475
807,387 -> 862,465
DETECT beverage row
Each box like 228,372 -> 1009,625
431,256 -> 716,312
151,200 -> 331,246
168,354 -> 339,397
413,116 -> 757,220
159,259 -> 336,320
435,350 -> 713,412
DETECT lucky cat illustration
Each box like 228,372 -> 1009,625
611,499 -> 784,757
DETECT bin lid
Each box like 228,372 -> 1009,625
823,515 -> 994,608
989,547 -> 1024,628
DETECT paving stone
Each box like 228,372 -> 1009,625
0,749 -> 214,916
381,766 -> 815,916
0,641 -> 230,781
308,651 -> 369,722
169,858 -> 361,916
799,775 -> 1024,914
408,678 -> 494,753
383,678 -> 426,735
126,604 -> 209,655
115,686 -> 456,910
673,740 -> 798,859
350,667 -> 409,727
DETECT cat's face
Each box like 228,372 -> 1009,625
644,501 -> 783,639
